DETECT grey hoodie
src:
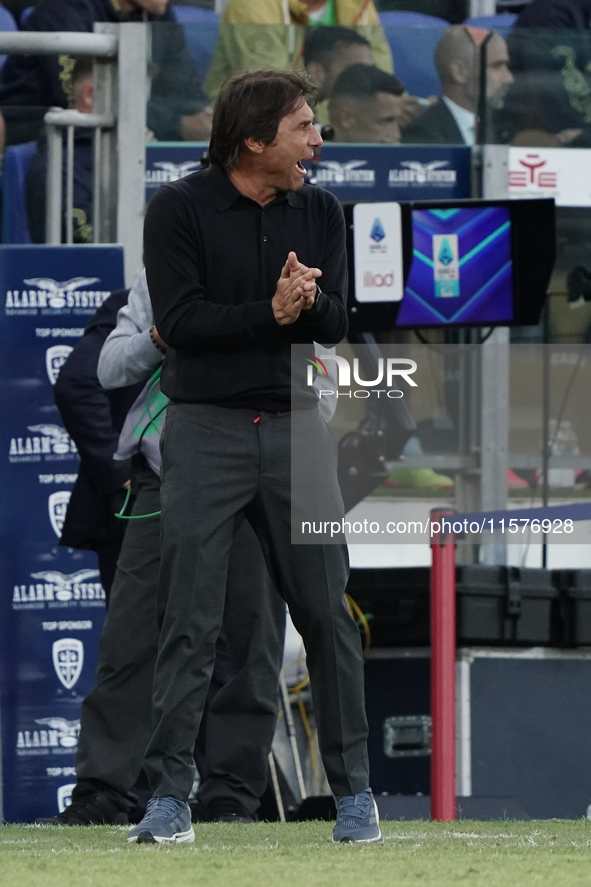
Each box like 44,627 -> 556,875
98,270 -> 338,475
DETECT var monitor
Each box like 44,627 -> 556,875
345,198 -> 555,331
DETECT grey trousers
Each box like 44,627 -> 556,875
145,404 -> 369,800
76,461 -> 285,816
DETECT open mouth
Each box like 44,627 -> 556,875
295,160 -> 307,175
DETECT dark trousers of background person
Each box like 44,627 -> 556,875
94,536 -> 124,603
145,404 -> 370,802
74,458 -> 286,818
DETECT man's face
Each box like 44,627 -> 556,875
320,44 -> 375,101
74,75 -> 94,114
132,0 -> 169,15
335,92 -> 404,144
259,101 -> 323,192
485,33 -> 513,109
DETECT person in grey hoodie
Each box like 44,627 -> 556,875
42,270 -> 287,826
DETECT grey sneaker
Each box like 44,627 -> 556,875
127,797 -> 195,844
332,789 -> 382,844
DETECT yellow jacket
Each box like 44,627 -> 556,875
204,0 -> 394,100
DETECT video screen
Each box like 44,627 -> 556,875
395,206 -> 514,327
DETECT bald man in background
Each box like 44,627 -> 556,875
402,25 -> 513,145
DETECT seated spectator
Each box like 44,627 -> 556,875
0,0 -> 212,148
204,0 -> 393,100
303,25 -> 374,121
500,0 -> 591,146
26,57 -> 94,244
329,63 -> 405,143
402,25 -> 513,145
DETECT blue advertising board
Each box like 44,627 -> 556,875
145,143 -> 472,204
0,245 -> 125,822
145,143 -> 208,203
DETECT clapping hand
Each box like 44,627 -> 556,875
272,251 -> 322,326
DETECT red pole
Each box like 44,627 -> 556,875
430,508 -> 457,822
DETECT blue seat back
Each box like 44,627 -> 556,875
19,6 -> 34,26
2,141 -> 38,244
0,4 -> 17,71
379,12 -> 449,98
463,14 -> 517,38
172,5 -> 220,82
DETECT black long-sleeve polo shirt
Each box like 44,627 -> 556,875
144,164 -> 348,412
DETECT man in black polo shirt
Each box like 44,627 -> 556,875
128,69 -> 380,846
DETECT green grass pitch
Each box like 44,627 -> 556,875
1,820 -> 591,887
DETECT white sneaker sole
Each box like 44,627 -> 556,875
128,827 -> 195,844
332,830 -> 383,844
332,799 -> 383,844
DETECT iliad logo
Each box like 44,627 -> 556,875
510,154 -> 557,188
363,271 -> 395,288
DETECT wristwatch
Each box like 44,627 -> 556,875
149,326 -> 166,354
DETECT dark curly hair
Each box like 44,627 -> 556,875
209,69 -> 318,172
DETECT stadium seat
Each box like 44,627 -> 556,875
379,11 -> 448,98
1,141 -> 37,244
463,13 -> 518,38
172,5 -> 220,82
0,3 -> 17,71
18,6 -> 34,26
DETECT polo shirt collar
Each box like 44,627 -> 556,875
205,164 -> 305,211
287,191 -> 305,208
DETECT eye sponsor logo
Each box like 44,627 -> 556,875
12,569 -> 105,610
9,425 -> 78,463
16,718 -> 80,756
509,153 -> 557,189
145,160 -> 202,184
46,345 -> 73,384
5,277 -> 110,316
316,160 -> 376,186
504,146 -> 591,206
52,638 -> 84,690
388,160 -> 457,187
